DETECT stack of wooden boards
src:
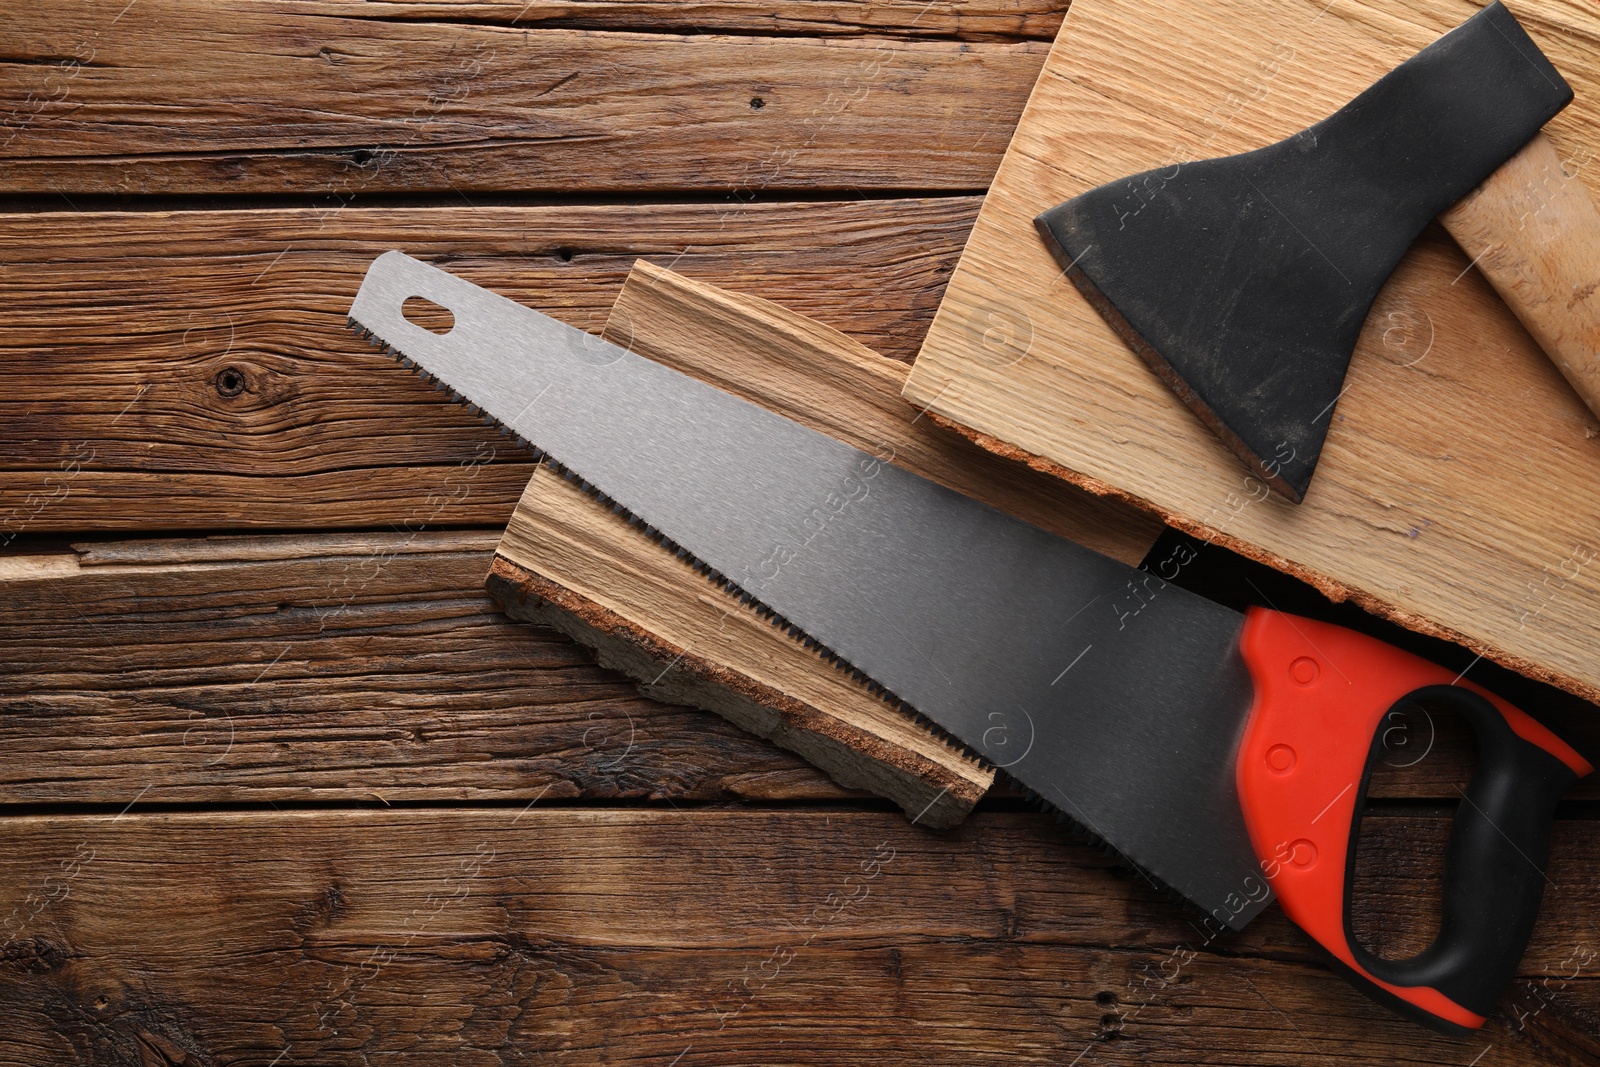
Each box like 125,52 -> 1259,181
904,0 -> 1600,706
487,262 -> 1163,827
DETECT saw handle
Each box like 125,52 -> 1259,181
1235,609 -> 1590,1034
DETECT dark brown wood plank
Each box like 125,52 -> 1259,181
1,529 -> 1595,806
0,808 -> 1593,1064
0,531 -> 863,805
0,467 -> 540,535
0,0 -> 1046,196
0,197 -> 978,533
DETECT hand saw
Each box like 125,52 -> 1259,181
348,250 -> 1592,1033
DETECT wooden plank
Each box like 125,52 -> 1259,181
904,0 -> 1600,702
2,525 -> 1595,806
0,197 -> 978,534
0,808 -> 1595,1064
0,466 -> 538,536
604,261 -> 1159,562
0,530 -> 866,805
0,0 -> 1046,196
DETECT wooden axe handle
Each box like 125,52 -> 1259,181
1441,132 -> 1600,418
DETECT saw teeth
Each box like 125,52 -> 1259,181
347,315 -> 546,458
1009,776 -> 1207,920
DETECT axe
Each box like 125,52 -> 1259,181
1035,2 -> 1598,503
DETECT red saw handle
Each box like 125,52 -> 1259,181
1235,608 -> 1591,1033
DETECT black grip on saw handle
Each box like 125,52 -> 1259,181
1236,609 -> 1591,1033
1342,686 -> 1580,1030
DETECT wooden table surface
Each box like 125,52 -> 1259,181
2,1 -> 1598,1063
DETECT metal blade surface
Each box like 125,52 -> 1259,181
350,251 -> 1273,928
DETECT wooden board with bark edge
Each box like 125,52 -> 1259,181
904,0 -> 1600,704
488,262 -> 1163,829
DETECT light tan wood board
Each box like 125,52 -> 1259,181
489,262 -> 1162,828
1443,132 -> 1600,421
905,0 -> 1600,702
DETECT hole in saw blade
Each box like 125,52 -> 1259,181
401,295 -> 455,336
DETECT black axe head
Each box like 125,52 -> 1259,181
1035,1 -> 1571,503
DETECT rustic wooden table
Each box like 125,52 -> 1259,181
2,1 -> 1597,1063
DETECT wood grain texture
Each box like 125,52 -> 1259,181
0,530 -> 868,806
905,0 -> 1600,702
0,0 -> 1046,196
0,808 -> 1596,1065
1442,131 -> 1600,422
0,197 -> 977,533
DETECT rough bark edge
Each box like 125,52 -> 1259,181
921,410 -> 1600,706
486,555 -> 990,828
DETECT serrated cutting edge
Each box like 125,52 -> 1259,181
346,250 -> 1273,930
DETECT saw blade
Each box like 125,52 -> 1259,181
349,251 -> 1273,929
